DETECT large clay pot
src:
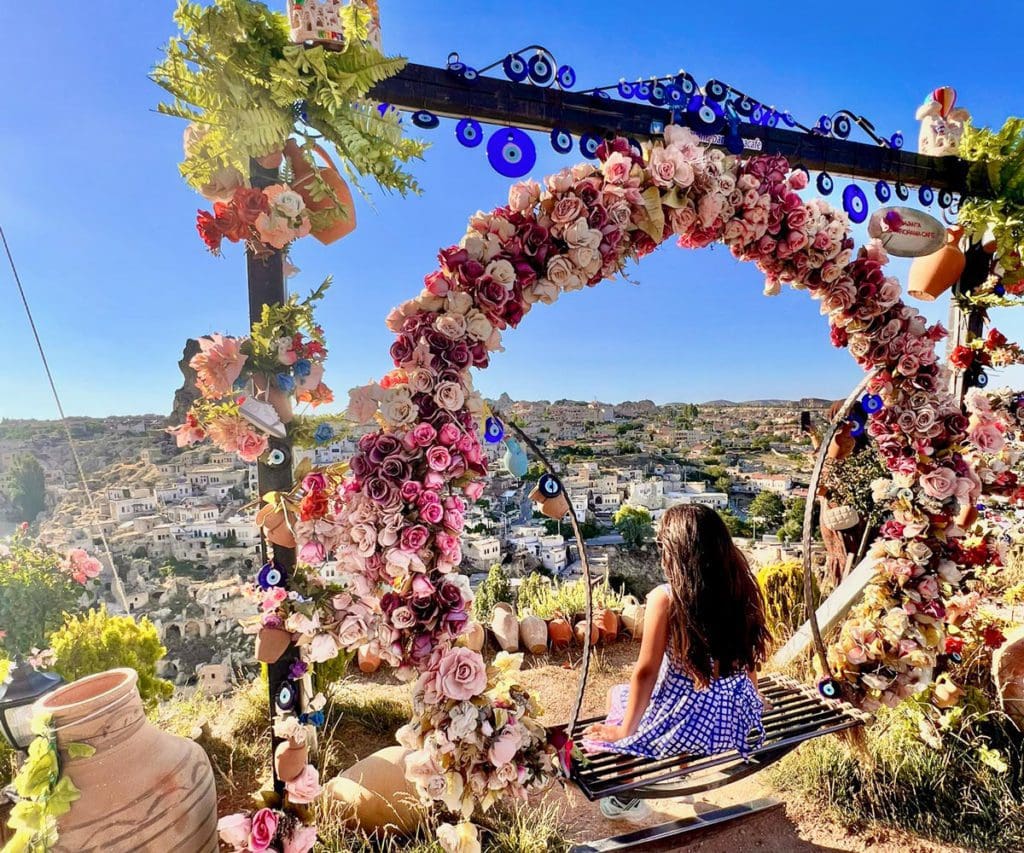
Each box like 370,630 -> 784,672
519,614 -> 548,654
274,734 -> 309,783
596,608 -> 619,644
460,621 -> 485,652
620,597 -> 645,641
255,626 -> 292,664
491,602 -> 519,653
35,668 -> 217,852
908,226 -> 966,301
284,139 -> 357,245
548,616 -> 572,649
574,619 -> 600,647
358,645 -> 382,674
324,746 -> 423,836
992,625 -> 1024,729
256,504 -> 297,549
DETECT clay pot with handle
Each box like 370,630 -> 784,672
358,645 -> 382,674
274,734 -> 309,783
460,621 -> 486,652
574,619 -> 600,647
620,596 -> 645,641
908,226 -> 966,301
490,602 -> 519,653
595,608 -> 620,644
255,626 -> 293,664
284,138 -> 357,245
256,503 -> 296,549
519,614 -> 548,654
35,668 -> 218,852
547,615 -> 572,649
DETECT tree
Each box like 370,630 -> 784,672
749,491 -> 785,530
717,508 -> 749,538
471,564 -> 514,622
613,505 -> 654,548
50,607 -> 173,709
777,497 -> 809,542
8,454 -> 46,523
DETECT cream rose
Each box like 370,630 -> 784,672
465,309 -> 493,341
380,386 -> 417,427
435,381 -> 466,412
546,255 -> 581,291
485,259 -> 516,290
564,217 -> 601,249
435,313 -> 468,340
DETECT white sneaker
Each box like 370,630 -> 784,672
599,796 -> 651,823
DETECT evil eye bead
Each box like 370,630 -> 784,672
664,84 -> 685,107
780,112 -> 798,127
848,415 -> 866,438
674,72 -> 697,96
816,115 -> 832,134
633,79 -> 651,99
889,131 -> 904,149
486,127 -> 537,178
818,678 -> 842,699
446,59 -> 466,75
556,64 -> 576,89
589,88 -> 611,100
276,680 -> 299,712
648,80 -> 666,107
461,66 -> 479,82
527,53 -> 554,85
411,110 -> 439,129
861,393 -> 884,414
895,182 -> 910,201
455,118 -> 483,148
579,132 -> 602,160
550,127 -> 573,154
833,113 -> 852,139
817,171 -> 835,195
949,652 -> 963,664
617,79 -> 634,99
875,180 -> 892,202
502,52 -> 528,82
975,370 -> 989,388
538,473 -> 563,498
705,79 -> 728,102
484,416 -> 505,444
937,188 -> 954,209
842,184 -> 869,224
257,560 -> 286,590
995,282 -> 1006,297
919,185 -> 935,206
266,448 -> 288,467
687,95 -> 724,131
734,96 -> 755,118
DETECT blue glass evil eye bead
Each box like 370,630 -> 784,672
842,184 -> 869,224
257,560 -> 287,590
484,416 -> 505,443
455,118 -> 483,148
486,127 -> 537,178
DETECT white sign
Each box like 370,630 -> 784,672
867,206 -> 946,258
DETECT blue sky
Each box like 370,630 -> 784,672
1,1 -> 1022,419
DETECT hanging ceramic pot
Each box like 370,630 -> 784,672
908,226 -> 966,301
547,615 -> 572,649
620,597 -> 645,640
274,734 -> 309,783
255,626 -> 293,664
253,373 -> 295,425
519,614 -> 548,654
284,138 -> 357,245
36,668 -> 218,852
490,602 -> 519,653
358,645 -> 382,674
461,621 -> 485,652
256,503 -> 296,549
256,149 -> 284,170
595,608 -> 619,644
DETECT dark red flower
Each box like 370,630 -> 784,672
981,625 -> 1006,649
213,200 -> 249,243
950,345 -> 975,370
232,186 -> 270,225
196,209 -> 223,253
986,328 -> 1008,349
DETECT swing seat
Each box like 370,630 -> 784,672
565,674 -> 868,801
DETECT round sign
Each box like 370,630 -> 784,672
866,206 -> 946,258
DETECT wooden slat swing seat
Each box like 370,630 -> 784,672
495,384 -> 875,851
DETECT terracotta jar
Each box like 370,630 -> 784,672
490,603 -> 519,653
255,626 -> 292,664
284,139 -> 357,245
274,734 -> 309,782
519,614 -> 548,655
908,226 -> 966,301
620,597 -> 645,641
574,619 -> 600,647
325,746 -> 423,836
256,504 -> 296,549
547,616 -> 572,649
358,645 -> 382,674
992,625 -> 1024,728
595,609 -> 619,644
35,668 -> 217,852
461,621 -> 485,652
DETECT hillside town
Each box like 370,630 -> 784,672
0,395 -> 828,692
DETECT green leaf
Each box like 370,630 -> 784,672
66,742 -> 96,760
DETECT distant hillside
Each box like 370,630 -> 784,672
701,398 -> 832,408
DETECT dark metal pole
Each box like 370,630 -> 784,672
946,243 -> 991,404
248,158 -> 297,794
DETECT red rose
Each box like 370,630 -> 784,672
233,186 -> 270,225
300,490 -> 329,521
949,345 -> 975,370
196,210 -> 223,253
213,201 -> 248,242
986,328 -> 1008,349
981,625 -> 1006,649
943,635 -> 964,655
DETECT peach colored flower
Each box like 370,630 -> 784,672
190,334 -> 247,399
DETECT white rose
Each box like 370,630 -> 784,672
435,381 -> 466,412
380,386 -> 417,426
435,313 -> 467,340
525,280 -> 559,305
445,291 -> 473,316
464,309 -> 493,341
461,232 -> 486,260
564,217 -> 601,249
485,259 -> 516,291
546,255 -> 581,291
273,189 -> 306,219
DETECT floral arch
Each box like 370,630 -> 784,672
279,126 -> 980,825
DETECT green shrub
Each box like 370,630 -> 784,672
472,564 -> 514,622
756,559 -> 818,642
771,699 -> 1024,852
50,607 -> 174,709
516,576 -> 624,620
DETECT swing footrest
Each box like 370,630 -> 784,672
568,797 -> 783,852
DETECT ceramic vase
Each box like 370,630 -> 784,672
490,603 -> 519,653
274,735 -> 309,783
357,645 -> 382,674
620,597 -> 645,640
284,139 -> 357,245
324,746 -> 423,836
255,626 -> 292,664
461,621 -> 485,652
574,619 -> 600,647
36,668 -> 217,852
547,616 -> 572,649
908,226 -> 966,301
519,615 -> 548,654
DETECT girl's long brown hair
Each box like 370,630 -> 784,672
657,504 -> 770,688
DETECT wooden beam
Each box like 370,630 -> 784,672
370,63 -> 991,195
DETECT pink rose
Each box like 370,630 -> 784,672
249,808 -> 279,851
400,480 -> 423,502
969,422 -> 1005,454
298,540 -> 326,564
237,431 -> 269,463
464,480 -> 485,501
308,632 -> 341,663
602,151 -> 632,184
217,813 -> 252,849
420,501 -> 444,525
434,647 -> 487,700
438,423 -> 461,446
285,764 -> 322,804
920,466 -> 958,501
427,446 -> 452,471
283,824 -> 318,853
391,606 -> 416,629
488,730 -> 521,766
411,422 -> 438,447
401,524 -> 430,552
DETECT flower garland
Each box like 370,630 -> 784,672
167,281 -> 334,463
245,126 -> 981,840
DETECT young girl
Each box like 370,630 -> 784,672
583,503 -> 771,822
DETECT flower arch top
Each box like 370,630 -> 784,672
290,126 -> 978,817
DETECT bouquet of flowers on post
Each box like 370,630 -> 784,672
950,328 -> 1024,373
196,183 -> 312,257
167,280 -> 333,462
396,650 -> 560,851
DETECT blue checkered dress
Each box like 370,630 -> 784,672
585,646 -> 765,760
